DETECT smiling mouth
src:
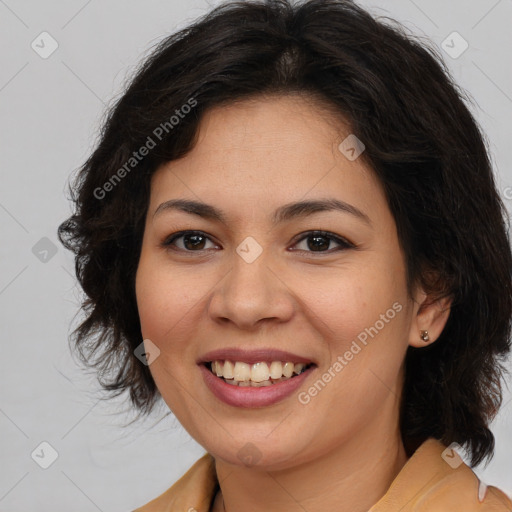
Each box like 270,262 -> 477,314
205,360 -> 316,387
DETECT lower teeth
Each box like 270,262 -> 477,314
223,377 -> 292,387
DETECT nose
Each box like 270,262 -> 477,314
207,247 -> 295,331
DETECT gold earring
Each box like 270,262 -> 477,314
420,330 -> 430,342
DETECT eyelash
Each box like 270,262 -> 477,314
160,230 -> 355,255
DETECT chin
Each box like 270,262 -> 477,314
205,436 -> 315,471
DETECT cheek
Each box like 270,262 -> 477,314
297,251 -> 410,409
135,261 -> 170,339
136,253 -> 201,339
297,268 -> 409,433
135,253 -> 220,381
135,258 -> 201,405
298,257 -> 407,345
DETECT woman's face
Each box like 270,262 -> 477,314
135,94 -> 429,470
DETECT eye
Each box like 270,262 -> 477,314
160,230 -> 355,254
161,230 -> 219,252
290,230 -> 355,254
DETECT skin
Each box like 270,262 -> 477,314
135,93 -> 451,512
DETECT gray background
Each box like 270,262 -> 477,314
0,0 -> 511,510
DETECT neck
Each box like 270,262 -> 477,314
212,424 -> 408,512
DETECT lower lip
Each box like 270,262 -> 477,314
199,364 -> 316,408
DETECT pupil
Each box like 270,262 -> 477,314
185,234 -> 205,250
308,235 -> 328,251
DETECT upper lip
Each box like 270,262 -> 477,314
197,348 -> 316,366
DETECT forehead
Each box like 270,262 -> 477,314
148,94 -> 386,225
188,93 -> 349,157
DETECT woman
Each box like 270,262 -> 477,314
58,0 -> 512,510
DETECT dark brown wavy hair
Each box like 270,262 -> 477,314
58,0 -> 512,466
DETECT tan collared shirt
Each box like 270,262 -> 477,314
132,438 -> 512,511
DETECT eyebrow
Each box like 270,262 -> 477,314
153,198 -> 372,226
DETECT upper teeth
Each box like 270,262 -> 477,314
211,360 -> 307,382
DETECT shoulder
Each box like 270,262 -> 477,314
132,452 -> 218,512
371,438 -> 512,512
415,470 -> 512,511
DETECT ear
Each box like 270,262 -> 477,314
408,284 -> 452,348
